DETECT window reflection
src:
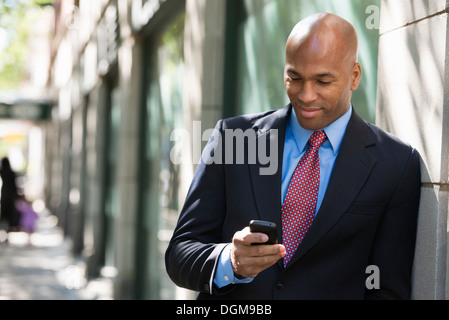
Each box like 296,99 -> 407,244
142,12 -> 185,300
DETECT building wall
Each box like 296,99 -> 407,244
376,0 -> 449,299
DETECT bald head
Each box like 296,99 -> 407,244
287,12 -> 359,68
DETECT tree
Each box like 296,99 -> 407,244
0,0 -> 53,91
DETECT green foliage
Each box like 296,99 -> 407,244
0,0 -> 54,90
32,0 -> 54,6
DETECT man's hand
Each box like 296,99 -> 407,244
231,227 -> 286,278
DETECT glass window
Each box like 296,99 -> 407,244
231,0 -> 380,123
139,11 -> 185,300
103,85 -> 121,269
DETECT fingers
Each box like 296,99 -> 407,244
233,227 -> 269,246
231,243 -> 285,278
231,227 -> 286,278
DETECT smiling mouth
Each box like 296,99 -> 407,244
298,107 -> 321,118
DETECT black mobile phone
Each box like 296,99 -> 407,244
249,220 -> 278,245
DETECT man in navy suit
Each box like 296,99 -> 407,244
165,12 -> 421,299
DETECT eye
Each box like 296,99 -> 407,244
317,80 -> 332,85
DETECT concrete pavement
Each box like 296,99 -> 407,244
0,211 -> 113,300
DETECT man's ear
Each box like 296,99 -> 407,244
351,62 -> 362,91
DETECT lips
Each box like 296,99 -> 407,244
298,107 -> 321,119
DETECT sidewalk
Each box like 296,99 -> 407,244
0,211 -> 113,300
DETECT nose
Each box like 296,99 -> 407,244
298,81 -> 318,104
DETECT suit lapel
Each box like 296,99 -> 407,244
248,105 -> 291,235
286,109 -> 378,267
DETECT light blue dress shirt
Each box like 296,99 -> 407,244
213,105 -> 353,289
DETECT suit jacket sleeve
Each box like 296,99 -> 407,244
365,147 -> 421,299
165,119 -> 229,294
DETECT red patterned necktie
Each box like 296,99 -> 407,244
282,130 -> 327,267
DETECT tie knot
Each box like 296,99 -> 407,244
309,130 -> 327,148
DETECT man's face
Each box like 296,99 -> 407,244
284,34 -> 361,131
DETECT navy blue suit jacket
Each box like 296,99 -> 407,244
165,104 -> 421,300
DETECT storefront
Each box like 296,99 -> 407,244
134,0 -> 187,300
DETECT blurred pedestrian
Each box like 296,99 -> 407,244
15,195 -> 39,245
0,157 -> 20,234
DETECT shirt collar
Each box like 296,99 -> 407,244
289,104 -> 352,155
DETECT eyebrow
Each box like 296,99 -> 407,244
316,72 -> 336,79
286,68 -> 336,79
